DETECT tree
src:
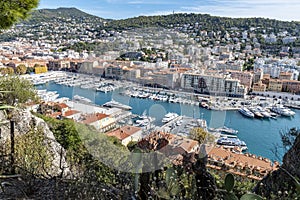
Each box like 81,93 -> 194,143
0,67 -> 8,75
189,127 -> 208,144
26,66 -> 34,74
16,64 -> 27,75
0,0 -> 39,30
0,67 -> 14,75
0,76 -> 38,106
14,126 -> 54,175
273,127 -> 300,160
6,67 -> 14,75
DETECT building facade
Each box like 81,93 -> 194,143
181,72 -> 246,97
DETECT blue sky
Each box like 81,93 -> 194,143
38,0 -> 300,21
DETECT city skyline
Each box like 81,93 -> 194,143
38,0 -> 300,21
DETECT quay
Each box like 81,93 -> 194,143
29,71 -> 300,112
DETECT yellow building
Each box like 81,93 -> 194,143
34,65 -> 48,74
268,79 -> 283,92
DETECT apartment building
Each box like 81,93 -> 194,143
227,70 -> 253,89
181,72 -> 246,97
282,80 -> 300,94
48,60 -> 71,70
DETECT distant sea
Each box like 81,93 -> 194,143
37,82 -> 300,162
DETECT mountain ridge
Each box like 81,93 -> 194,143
22,7 -> 300,33
22,7 -> 106,24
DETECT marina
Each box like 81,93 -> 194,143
32,73 -> 300,162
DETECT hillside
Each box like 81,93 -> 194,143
22,7 -> 106,24
105,13 -> 300,34
20,8 -> 300,35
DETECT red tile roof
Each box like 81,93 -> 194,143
58,103 -> 68,109
63,110 -> 80,117
107,126 -> 142,140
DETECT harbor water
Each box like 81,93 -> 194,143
37,82 -> 300,162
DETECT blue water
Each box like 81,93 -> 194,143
37,82 -> 300,162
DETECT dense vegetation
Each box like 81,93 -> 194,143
0,76 -> 38,106
22,7 -> 105,25
105,13 -> 300,34
0,0 -> 39,29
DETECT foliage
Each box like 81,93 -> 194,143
243,58 -> 255,71
215,173 -> 263,200
16,64 -> 27,75
0,0 -> 39,29
272,127 -> 300,160
106,13 -> 300,34
0,68 -> 8,75
189,127 -> 214,144
7,67 -> 15,75
0,67 -> 14,75
26,66 -> 35,74
36,114 -> 132,185
212,171 -> 258,198
36,115 -> 85,159
117,48 -> 167,62
0,76 -> 38,106
14,126 -> 54,175
23,7 -> 104,25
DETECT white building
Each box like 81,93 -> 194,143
181,72 -> 246,97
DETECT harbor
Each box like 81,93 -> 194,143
32,72 -> 300,162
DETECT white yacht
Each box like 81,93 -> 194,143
73,95 -> 92,103
256,106 -> 272,118
249,107 -> 264,118
103,100 -> 132,110
209,126 -> 238,135
238,107 -> 254,118
270,105 -> 295,117
37,90 -> 59,102
162,112 -> 179,123
216,135 -> 248,151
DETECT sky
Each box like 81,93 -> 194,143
38,0 -> 300,21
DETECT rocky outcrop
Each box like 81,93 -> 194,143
254,133 -> 300,198
0,110 -> 70,178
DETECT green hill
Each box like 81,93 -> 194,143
22,7 -> 106,24
105,13 -> 300,34
21,8 -> 300,35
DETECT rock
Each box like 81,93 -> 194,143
0,109 -> 71,178
254,133 -> 300,198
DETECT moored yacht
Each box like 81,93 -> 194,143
249,107 -> 264,118
103,100 -> 132,110
73,95 -> 92,103
238,107 -> 254,118
209,126 -> 238,135
216,135 -> 247,150
256,106 -> 272,118
162,112 -> 179,123
270,105 -> 295,117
